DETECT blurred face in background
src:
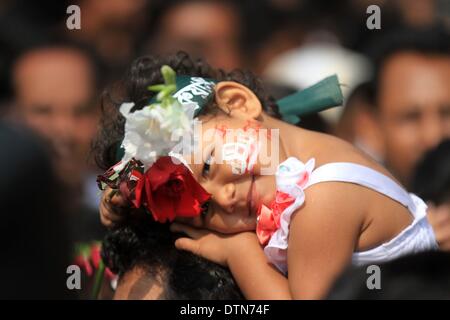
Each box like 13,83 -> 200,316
150,1 -> 243,71
374,51 -> 450,187
12,47 -> 99,186
335,84 -> 385,163
74,0 -> 148,67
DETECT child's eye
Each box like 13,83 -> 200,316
202,156 -> 212,177
201,200 -> 210,219
202,150 -> 214,178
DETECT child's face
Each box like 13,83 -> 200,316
175,112 -> 278,234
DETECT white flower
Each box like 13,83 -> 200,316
119,101 -> 195,170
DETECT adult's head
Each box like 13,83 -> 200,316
336,81 -> 385,162
412,139 -> 450,206
69,0 -> 148,75
0,121 -> 71,299
366,26 -> 450,187
102,214 -> 243,299
327,250 -> 450,299
144,0 -> 244,71
412,139 -> 450,251
11,42 -> 102,186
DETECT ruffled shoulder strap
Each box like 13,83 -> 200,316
275,157 -> 315,195
305,162 -> 416,212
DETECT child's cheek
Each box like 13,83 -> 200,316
222,142 -> 248,175
216,122 -> 262,176
221,139 -> 259,175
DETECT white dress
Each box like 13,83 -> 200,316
262,157 -> 439,274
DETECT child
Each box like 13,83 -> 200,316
95,52 -> 438,299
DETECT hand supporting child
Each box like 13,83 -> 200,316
99,187 -> 129,228
427,203 -> 450,251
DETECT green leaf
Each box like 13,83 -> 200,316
156,85 -> 176,102
146,65 -> 178,105
91,259 -> 106,300
161,65 -> 176,86
147,84 -> 166,92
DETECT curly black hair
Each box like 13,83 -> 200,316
94,52 -> 279,299
102,214 -> 243,299
92,51 -> 281,171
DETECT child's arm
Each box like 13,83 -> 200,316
227,233 -> 292,299
171,182 -> 364,299
170,224 -> 292,299
229,184 -> 360,299
287,182 -> 363,298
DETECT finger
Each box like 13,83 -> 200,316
439,228 -> 450,242
170,223 -> 207,239
100,200 -> 125,222
429,204 -> 450,218
174,237 -> 201,255
110,191 -> 128,207
102,194 -> 129,219
100,212 -> 115,228
102,187 -> 114,203
440,242 -> 450,252
431,212 -> 450,225
434,228 -> 450,247
436,205 -> 450,221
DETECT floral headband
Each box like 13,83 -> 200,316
97,65 -> 343,223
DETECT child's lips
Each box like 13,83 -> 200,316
247,175 -> 261,217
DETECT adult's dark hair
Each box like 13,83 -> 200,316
102,214 -> 243,299
412,139 -> 450,206
143,0 -> 243,51
366,25 -> 450,109
93,51 -> 281,171
5,36 -> 106,105
335,81 -> 372,141
327,251 -> 450,299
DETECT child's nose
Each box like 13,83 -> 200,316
214,183 -> 236,214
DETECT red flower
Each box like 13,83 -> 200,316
75,254 -> 93,277
131,156 -> 211,223
256,191 -> 295,246
74,242 -> 117,282
91,244 -> 102,269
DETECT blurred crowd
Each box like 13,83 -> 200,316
0,0 -> 449,299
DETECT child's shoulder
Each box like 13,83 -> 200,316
299,129 -> 395,180
302,129 -> 369,163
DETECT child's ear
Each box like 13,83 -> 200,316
214,81 -> 262,120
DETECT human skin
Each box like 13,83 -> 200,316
427,202 -> 450,252
372,52 -> 450,187
149,1 -> 243,71
113,266 -> 165,300
13,47 -> 99,186
101,81 -> 417,298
